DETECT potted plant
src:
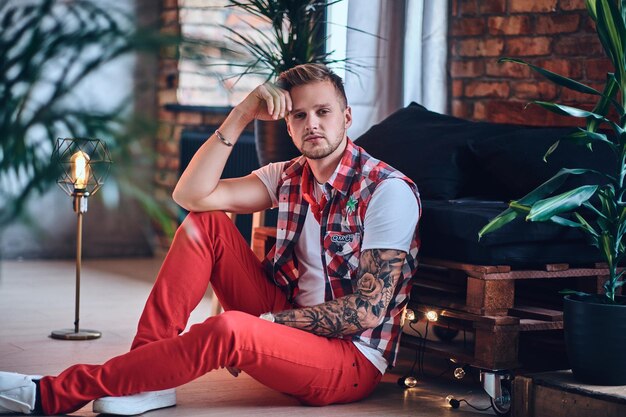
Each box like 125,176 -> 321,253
218,0 -> 362,165
479,0 -> 626,385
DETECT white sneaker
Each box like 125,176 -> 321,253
0,372 -> 42,415
92,388 -> 176,415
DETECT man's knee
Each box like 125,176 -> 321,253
184,311 -> 254,352
204,310 -> 255,338
185,211 -> 230,229
179,211 -> 232,242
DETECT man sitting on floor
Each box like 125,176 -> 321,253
0,63 -> 421,415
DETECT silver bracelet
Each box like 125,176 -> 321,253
259,312 -> 275,323
215,129 -> 233,147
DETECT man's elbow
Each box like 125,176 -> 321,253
172,188 -> 186,208
172,188 -> 197,212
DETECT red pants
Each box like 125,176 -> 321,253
39,211 -> 381,415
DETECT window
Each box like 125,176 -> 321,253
177,0 -> 270,106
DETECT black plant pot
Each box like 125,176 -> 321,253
254,119 -> 300,166
563,294 -> 626,385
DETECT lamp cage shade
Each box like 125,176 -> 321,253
53,138 -> 112,195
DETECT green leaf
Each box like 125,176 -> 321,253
585,0 -> 598,21
560,289 -> 591,297
509,201 -> 532,214
518,168 -> 595,205
574,212 -> 600,237
543,129 -> 618,161
543,140 -> 561,162
601,231 -> 614,268
589,73 -> 621,129
545,129 -> 619,164
584,200 -> 609,219
579,129 -> 616,147
620,206 -> 626,225
549,215 -> 583,228
596,0 -> 626,84
532,101 -> 608,120
478,209 -> 519,240
479,169 -> 594,239
527,185 -> 599,221
499,58 -> 602,95
598,185 -> 617,218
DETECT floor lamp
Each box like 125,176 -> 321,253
51,138 -> 111,340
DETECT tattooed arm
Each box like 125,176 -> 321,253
272,249 -> 406,338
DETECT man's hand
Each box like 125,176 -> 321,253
235,83 -> 293,123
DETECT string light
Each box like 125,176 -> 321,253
445,395 -> 493,412
454,367 -> 466,380
426,310 -> 438,322
446,395 -> 460,409
405,308 -> 416,322
398,376 -> 418,388
398,319 -> 428,390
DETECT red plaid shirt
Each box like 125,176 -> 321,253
262,138 -> 421,369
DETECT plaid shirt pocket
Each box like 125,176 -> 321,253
324,231 -> 361,281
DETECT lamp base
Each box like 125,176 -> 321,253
50,328 -> 101,340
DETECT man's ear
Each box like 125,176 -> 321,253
345,106 -> 352,129
285,117 -> 293,137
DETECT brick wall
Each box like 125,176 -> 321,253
449,0 -> 613,126
154,0 -> 181,247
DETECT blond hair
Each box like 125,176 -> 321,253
277,63 -> 347,109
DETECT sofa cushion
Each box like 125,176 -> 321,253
355,103 -> 520,200
420,199 -> 601,266
468,128 -> 616,199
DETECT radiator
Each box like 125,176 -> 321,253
180,128 -> 259,179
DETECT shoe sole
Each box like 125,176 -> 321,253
92,390 -> 176,416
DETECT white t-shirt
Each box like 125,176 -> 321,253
253,161 -> 419,374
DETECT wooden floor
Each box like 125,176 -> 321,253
0,258 -> 494,416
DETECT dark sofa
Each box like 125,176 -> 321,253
355,103 -> 614,268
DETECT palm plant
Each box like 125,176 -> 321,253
479,0 -> 626,304
201,0 -> 368,83
0,0 -> 190,237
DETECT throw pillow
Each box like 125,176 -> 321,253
355,103 -> 519,200
468,127 -> 616,199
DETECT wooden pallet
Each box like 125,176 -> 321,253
406,258 -> 614,371
513,371 -> 626,417
401,298 -> 567,370
416,257 -> 610,316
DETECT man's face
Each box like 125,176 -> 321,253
285,80 -> 352,160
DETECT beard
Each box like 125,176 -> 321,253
298,127 -> 346,160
